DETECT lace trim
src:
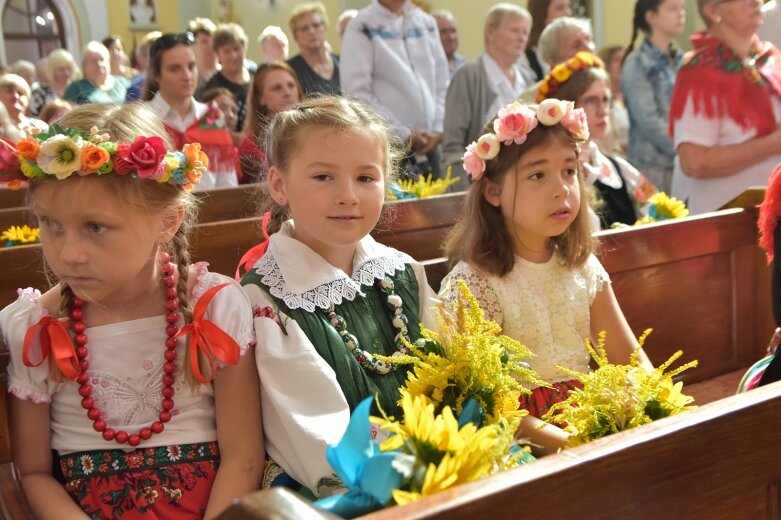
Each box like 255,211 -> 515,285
189,262 -> 211,301
253,252 -> 408,312
9,383 -> 52,404
441,263 -> 503,324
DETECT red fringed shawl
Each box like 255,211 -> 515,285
669,32 -> 781,140
760,163 -> 781,263
164,103 -> 236,174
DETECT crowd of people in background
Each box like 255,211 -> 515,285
0,0 -> 777,211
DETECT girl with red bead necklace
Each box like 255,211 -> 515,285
238,96 -> 437,498
0,103 -> 263,519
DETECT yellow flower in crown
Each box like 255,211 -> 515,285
551,63 -> 571,83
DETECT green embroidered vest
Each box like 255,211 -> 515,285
243,264 -> 423,415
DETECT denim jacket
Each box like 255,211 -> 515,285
621,38 -> 683,173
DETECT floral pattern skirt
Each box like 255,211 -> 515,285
59,441 -> 220,519
519,379 -> 583,425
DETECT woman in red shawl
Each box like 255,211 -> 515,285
669,0 -> 781,214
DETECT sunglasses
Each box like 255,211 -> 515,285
150,32 -> 195,55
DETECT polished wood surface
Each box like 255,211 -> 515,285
0,190 -> 26,211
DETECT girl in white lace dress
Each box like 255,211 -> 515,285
239,96 -> 437,498
442,99 -> 652,455
0,103 -> 263,519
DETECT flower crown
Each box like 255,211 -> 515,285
0,125 -> 208,192
462,99 -> 589,181
535,51 -> 604,103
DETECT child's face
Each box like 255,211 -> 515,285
268,126 -> 386,266
32,177 -> 177,308
484,138 -> 580,257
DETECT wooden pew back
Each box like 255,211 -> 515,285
360,381 -> 781,520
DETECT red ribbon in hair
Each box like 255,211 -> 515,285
235,211 -> 272,281
23,316 -> 80,381
176,282 -> 241,384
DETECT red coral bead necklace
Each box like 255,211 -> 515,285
73,252 -> 179,447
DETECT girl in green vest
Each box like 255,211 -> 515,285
240,96 -> 437,499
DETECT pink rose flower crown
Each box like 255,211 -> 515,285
462,100 -> 590,181
0,124 -> 209,192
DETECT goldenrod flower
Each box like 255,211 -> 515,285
2,225 -> 40,246
543,330 -> 698,446
394,167 -> 460,199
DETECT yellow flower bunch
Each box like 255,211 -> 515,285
392,168 -> 461,200
635,192 -> 690,225
543,330 -> 698,446
536,51 -> 604,103
379,280 -> 546,425
2,225 -> 40,246
372,389 -> 526,505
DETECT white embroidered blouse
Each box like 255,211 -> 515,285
242,221 -> 437,496
0,264 -> 254,454
442,254 -> 610,384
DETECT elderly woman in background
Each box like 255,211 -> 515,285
670,0 -> 781,213
287,2 -> 340,97
199,23 -> 253,132
102,34 -> 133,79
29,49 -> 80,116
442,3 -> 532,186
258,26 -> 289,63
64,41 -> 129,104
238,61 -> 302,182
0,74 -> 47,135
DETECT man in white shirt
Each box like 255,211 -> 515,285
340,0 -> 449,178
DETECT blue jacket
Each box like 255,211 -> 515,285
621,38 -> 683,173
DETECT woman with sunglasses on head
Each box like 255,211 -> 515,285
670,0 -> 781,214
145,32 -> 239,190
537,52 -> 658,228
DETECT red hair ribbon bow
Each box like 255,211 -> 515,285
23,316 -> 80,381
176,282 -> 242,384
235,211 -> 271,281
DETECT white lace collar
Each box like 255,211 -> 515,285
252,220 -> 411,312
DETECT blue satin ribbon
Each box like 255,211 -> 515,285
313,397 -> 407,518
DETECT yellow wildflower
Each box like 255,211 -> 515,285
543,330 -> 698,446
395,167 -> 461,199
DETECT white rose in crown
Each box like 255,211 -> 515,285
537,99 -> 574,126
474,133 -> 500,160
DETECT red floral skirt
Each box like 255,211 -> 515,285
518,379 -> 583,425
59,441 -> 219,519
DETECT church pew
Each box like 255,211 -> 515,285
0,193 -> 467,307
217,381 -> 781,520
0,190 -> 26,210
0,184 -> 259,228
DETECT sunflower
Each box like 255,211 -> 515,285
374,390 -> 524,506
2,225 -> 40,246
642,192 -> 689,222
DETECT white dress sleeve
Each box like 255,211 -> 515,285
583,255 -> 611,304
242,283 -> 350,496
440,262 -> 504,326
190,264 -> 255,359
0,289 -> 59,403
